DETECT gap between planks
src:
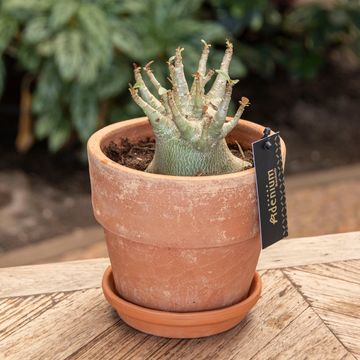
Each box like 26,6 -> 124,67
282,263 -> 360,358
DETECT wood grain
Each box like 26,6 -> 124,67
284,267 -> 360,317
340,354 -> 358,360
0,258 -> 109,298
258,231 -> 360,270
251,306 -> 349,360
70,324 -> 170,360
0,289 -> 117,360
317,308 -> 360,359
0,292 -> 67,341
290,259 -> 360,285
284,264 -> 360,358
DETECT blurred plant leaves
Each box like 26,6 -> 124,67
97,60 -> 130,99
16,44 -> 41,72
24,16 -> 50,44
70,85 -> 98,142
2,0 -> 53,19
0,15 -> 18,53
48,119 -> 71,152
35,113 -> 59,140
32,62 -> 62,114
49,0 -> 78,30
0,0 -> 359,153
54,30 -> 83,81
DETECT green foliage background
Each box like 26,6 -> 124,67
0,0 -> 359,152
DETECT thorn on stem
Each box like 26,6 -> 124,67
144,60 -> 154,70
240,97 -> 250,107
128,83 -> 136,94
167,56 -> 175,65
228,79 -> 239,85
175,47 -> 184,61
201,39 -> 211,49
226,39 -> 233,49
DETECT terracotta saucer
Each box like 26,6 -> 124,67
102,266 -> 262,338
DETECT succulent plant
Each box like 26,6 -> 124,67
129,40 -> 251,176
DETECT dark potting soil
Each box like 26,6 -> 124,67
104,138 -> 254,174
105,138 -> 155,172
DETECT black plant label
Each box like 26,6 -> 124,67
252,131 -> 288,249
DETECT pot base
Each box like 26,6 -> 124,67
102,266 -> 262,338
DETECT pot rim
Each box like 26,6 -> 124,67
87,117 -> 285,182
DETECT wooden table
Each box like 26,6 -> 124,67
1,231 -> 359,360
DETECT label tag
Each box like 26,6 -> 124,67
252,130 -> 288,248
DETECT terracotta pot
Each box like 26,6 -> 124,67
88,117 -> 285,327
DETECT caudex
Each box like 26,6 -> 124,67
129,40 -> 251,176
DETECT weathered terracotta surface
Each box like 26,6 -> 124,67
88,117 -> 286,313
102,266 -> 262,338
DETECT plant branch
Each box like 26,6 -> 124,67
133,64 -> 165,113
167,59 -> 182,109
174,47 -> 190,112
204,69 -> 215,85
209,82 -> 233,136
207,39 -> 233,106
222,97 -> 250,137
168,91 -> 197,141
190,72 -> 204,119
143,61 -> 163,92
197,40 -> 211,77
129,85 -> 168,133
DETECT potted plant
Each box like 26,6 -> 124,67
88,41 -> 285,338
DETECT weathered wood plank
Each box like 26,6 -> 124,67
340,352 -> 358,360
258,231 -> 360,270
284,267 -> 360,318
284,265 -> 360,358
69,324 -> 170,360
0,258 -> 109,298
317,308 -> 360,359
0,289 -> 118,360
290,259 -> 360,285
76,270 -> 308,360
251,307 -> 349,360
0,292 -> 67,341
